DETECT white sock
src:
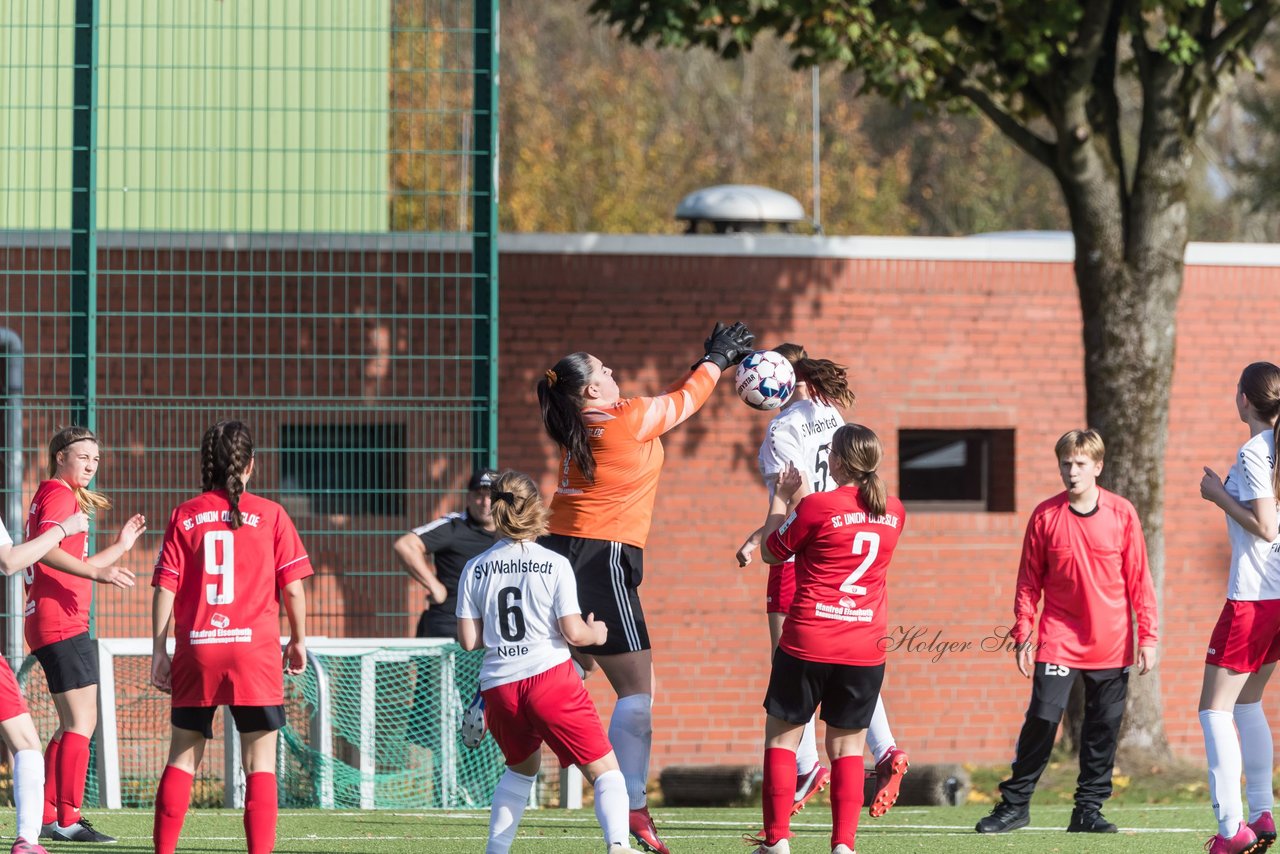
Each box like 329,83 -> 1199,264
866,695 -> 895,764
593,768 -> 629,846
486,768 -> 536,854
13,749 -> 42,843
795,716 -> 819,775
1236,702 -> 1274,822
1202,708 -> 1244,838
609,694 -> 653,810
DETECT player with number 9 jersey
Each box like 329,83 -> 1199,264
152,489 -> 312,707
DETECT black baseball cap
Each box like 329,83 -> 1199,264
468,468 -> 499,491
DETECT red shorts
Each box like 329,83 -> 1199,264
766,561 -> 796,615
0,658 -> 29,723
482,659 -> 612,769
1206,599 -> 1280,673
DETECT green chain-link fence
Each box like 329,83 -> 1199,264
1,0 -> 501,807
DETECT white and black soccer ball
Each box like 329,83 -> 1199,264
735,350 -> 797,411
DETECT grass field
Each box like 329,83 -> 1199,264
25,803 -> 1224,853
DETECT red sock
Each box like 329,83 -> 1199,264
244,772 -> 278,854
831,756 -> 865,850
41,738 -> 60,826
763,747 -> 798,845
153,765 -> 194,854
56,732 -> 91,827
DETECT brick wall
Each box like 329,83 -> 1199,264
4,233 -> 1272,773
496,239 -> 1273,769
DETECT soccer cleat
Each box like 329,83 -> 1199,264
35,826 -> 54,842
1250,813 -> 1277,850
742,835 -> 790,854
975,801 -> 1030,834
792,764 -> 830,815
607,844 -> 639,854
629,807 -> 671,854
831,846 -> 855,854
868,747 -> 909,818
1206,824 -> 1262,854
461,689 -> 486,749
1067,807 -> 1118,833
51,818 -> 116,844
11,840 -> 49,854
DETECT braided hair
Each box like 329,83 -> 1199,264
201,420 -> 254,530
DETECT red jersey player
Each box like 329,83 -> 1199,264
26,427 -> 143,845
1,508 -> 116,854
976,429 -> 1158,837
735,343 -> 909,820
754,424 -> 906,854
456,470 -> 635,854
149,421 -> 311,854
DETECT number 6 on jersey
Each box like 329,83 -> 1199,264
204,530 -> 235,604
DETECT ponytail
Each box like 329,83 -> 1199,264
488,470 -> 552,541
47,427 -> 111,513
1240,362 -> 1280,501
772,343 -> 856,409
536,352 -> 597,483
794,357 -> 856,409
201,420 -> 255,529
830,423 -> 887,517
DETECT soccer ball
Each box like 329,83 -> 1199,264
735,350 -> 796,411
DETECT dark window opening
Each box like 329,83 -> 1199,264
898,429 -> 1015,512
280,423 -> 405,516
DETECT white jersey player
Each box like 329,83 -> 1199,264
456,470 -> 636,854
735,343 -> 910,819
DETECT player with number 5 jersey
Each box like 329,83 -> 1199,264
150,421 -> 311,854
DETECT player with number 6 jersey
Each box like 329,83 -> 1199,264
150,421 -> 311,854
753,424 -> 905,854
457,471 -> 635,854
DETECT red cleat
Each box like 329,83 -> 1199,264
792,764 -> 831,815
630,807 -> 671,854
1250,813 -> 1276,851
868,747 -> 909,818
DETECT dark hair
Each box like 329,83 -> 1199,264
201,420 -> 255,530
536,352 -> 598,483
830,424 -> 887,517
489,470 -> 551,541
772,343 -> 856,409
47,426 -> 111,513
1239,361 -> 1280,499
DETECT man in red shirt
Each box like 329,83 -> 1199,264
976,429 -> 1158,835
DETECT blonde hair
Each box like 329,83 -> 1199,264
830,424 -> 887,517
489,470 -> 551,541
1054,429 -> 1105,464
47,426 -> 111,513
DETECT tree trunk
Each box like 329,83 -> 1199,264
1056,80 -> 1193,763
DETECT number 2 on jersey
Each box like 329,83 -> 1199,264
840,532 -> 880,596
203,531 -> 235,605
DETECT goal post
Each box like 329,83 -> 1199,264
17,637 -> 508,810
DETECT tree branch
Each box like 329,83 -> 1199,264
1064,0 -> 1118,93
1205,0 -> 1280,68
945,72 -> 1057,169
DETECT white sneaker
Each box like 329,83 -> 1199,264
745,837 -> 790,854
832,845 -> 855,854
608,844 -> 639,853
461,689 -> 486,748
